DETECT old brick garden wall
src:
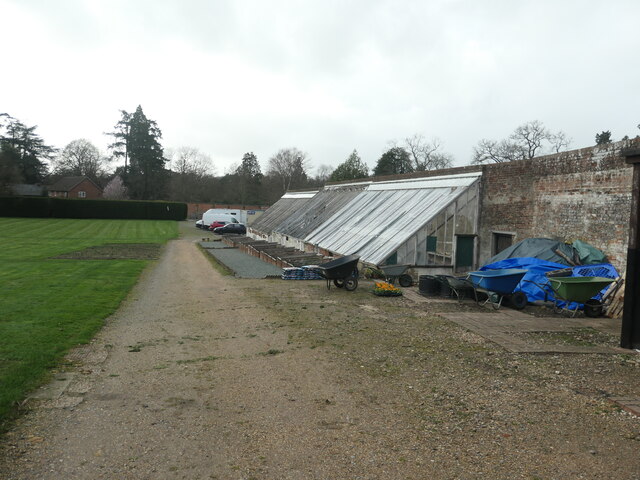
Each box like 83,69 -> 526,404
478,138 -> 639,272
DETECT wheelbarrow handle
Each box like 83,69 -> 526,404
521,279 -> 554,302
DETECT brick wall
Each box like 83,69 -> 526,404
478,139 -> 639,272
69,179 -> 102,199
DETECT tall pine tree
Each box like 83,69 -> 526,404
235,152 -> 263,204
329,150 -> 368,182
108,106 -> 166,200
0,113 -> 55,184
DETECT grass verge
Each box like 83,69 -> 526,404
0,218 -> 178,429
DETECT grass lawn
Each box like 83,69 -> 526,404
0,218 -> 178,427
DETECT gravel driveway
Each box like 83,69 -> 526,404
201,243 -> 283,278
1,228 -> 639,479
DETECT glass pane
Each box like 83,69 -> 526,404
386,252 -> 397,265
426,236 -> 437,252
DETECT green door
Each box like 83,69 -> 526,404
455,236 -> 474,272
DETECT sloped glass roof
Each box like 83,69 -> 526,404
249,191 -> 318,234
305,172 -> 481,265
273,184 -> 367,239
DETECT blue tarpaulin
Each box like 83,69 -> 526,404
480,257 -> 618,308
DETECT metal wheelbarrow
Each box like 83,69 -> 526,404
438,275 -> 476,302
378,264 -> 413,287
467,268 -> 528,310
315,254 -> 360,292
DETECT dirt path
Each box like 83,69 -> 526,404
0,236 -> 406,479
2,231 -> 639,479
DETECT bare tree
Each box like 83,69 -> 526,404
403,134 -> 453,170
267,147 -> 310,193
472,139 -> 526,164
166,146 -> 213,177
102,175 -> 128,199
510,120 -> 549,159
51,139 -> 107,179
549,131 -> 572,153
472,120 -> 571,164
315,164 -> 334,183
165,146 -> 215,202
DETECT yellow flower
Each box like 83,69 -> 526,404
373,281 -> 401,294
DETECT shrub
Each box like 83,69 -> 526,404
0,197 -> 187,220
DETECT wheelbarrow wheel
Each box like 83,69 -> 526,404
509,291 -> 528,310
344,277 -> 358,291
333,279 -> 345,288
490,293 -> 503,310
399,274 -> 413,287
553,301 -> 564,315
584,299 -> 603,318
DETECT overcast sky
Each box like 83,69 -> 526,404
2,0 -> 639,175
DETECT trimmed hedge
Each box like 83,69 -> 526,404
0,197 -> 187,221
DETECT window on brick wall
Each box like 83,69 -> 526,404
492,232 -> 514,256
78,191 -> 86,198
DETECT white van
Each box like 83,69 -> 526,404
201,209 -> 244,225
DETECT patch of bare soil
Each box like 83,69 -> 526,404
1,228 -> 639,479
54,243 -> 161,260
513,328 -> 620,348
247,283 -> 640,478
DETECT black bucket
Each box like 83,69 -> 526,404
419,275 -> 441,296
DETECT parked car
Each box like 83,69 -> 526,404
196,220 -> 205,229
213,223 -> 247,235
208,221 -> 227,231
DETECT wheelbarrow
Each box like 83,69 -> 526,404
532,276 -> 615,317
438,275 -> 476,302
315,254 -> 360,292
378,264 -> 413,287
467,268 -> 528,310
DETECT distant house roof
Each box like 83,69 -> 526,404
48,176 -> 101,192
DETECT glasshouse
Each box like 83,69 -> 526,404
248,172 -> 482,274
